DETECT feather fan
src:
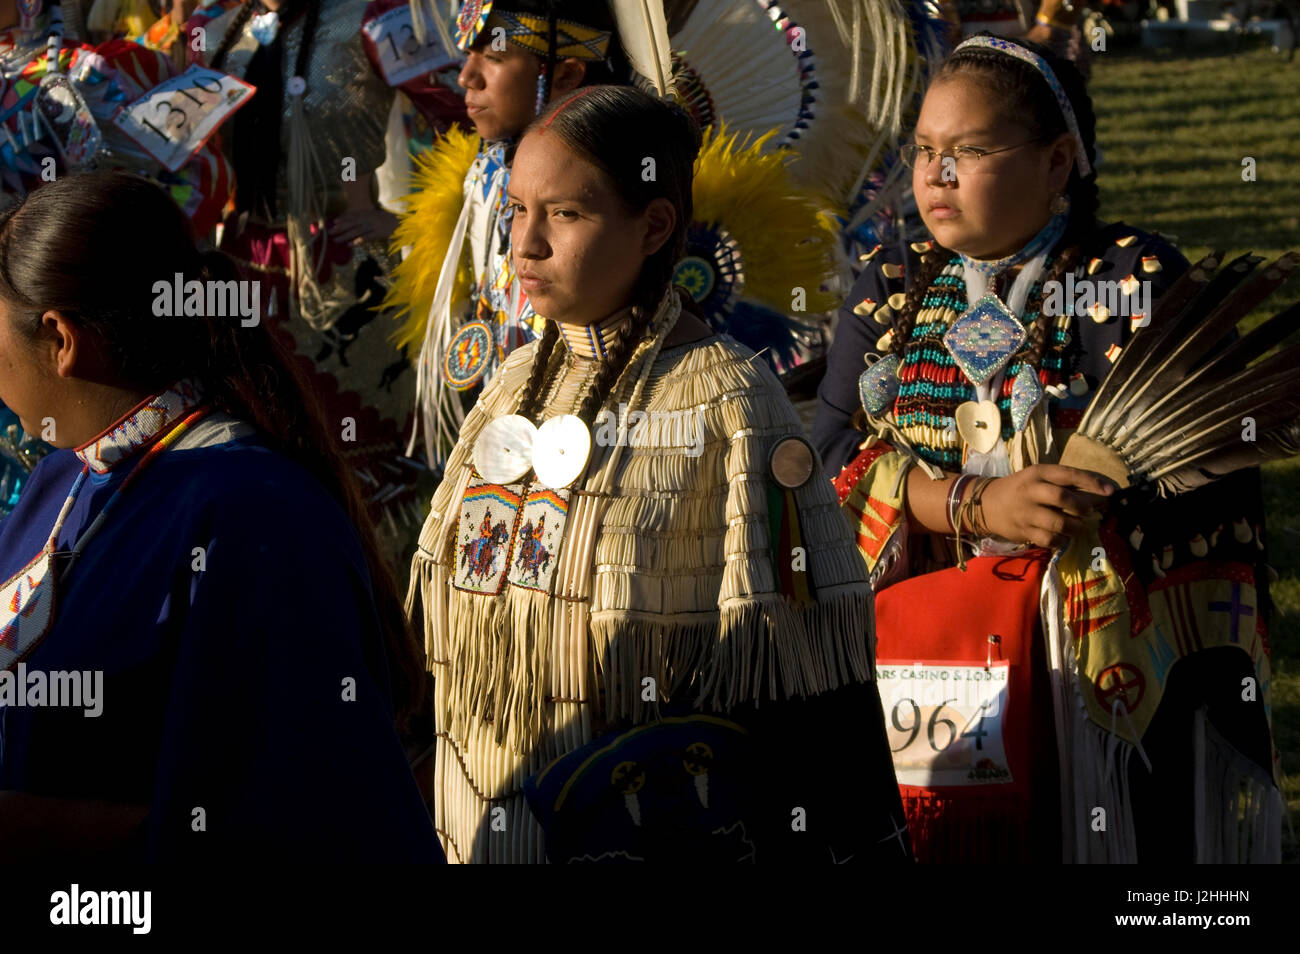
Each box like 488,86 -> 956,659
664,0 -> 931,214
1059,252 -> 1300,496
1085,252 -> 1290,444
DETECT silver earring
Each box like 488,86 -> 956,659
1050,193 -> 1070,215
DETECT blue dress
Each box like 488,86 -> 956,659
0,431 -> 444,862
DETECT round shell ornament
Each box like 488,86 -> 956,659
474,415 -> 537,484
769,436 -> 815,490
532,414 -> 591,489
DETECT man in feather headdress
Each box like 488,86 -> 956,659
386,0 -> 880,470
385,0 -> 631,469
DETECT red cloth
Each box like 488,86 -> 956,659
832,441 -> 892,504
873,549 -> 1060,862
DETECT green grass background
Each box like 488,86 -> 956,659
1089,40 -> 1300,860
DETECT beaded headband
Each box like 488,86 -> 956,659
489,11 -> 611,60
952,35 -> 1093,178
454,0 -> 612,61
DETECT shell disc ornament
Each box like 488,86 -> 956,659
443,320 -> 494,391
532,414 -> 591,490
474,414 -> 536,484
769,436 -> 814,490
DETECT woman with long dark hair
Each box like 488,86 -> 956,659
410,84 -> 908,864
0,171 -> 441,861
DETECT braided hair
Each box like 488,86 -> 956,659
510,85 -> 701,427
209,1 -> 257,71
891,35 -> 1098,372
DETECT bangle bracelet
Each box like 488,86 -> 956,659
946,473 -> 975,533
969,476 -> 995,537
955,487 -> 977,570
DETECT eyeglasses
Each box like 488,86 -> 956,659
899,138 -> 1047,174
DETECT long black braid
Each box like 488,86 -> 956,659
889,249 -> 951,359
209,1 -> 257,70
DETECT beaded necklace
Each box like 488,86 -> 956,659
893,255 -> 1073,472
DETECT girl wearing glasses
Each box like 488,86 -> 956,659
815,36 -> 1280,862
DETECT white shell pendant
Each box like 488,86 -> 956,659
474,414 -> 537,484
532,414 -> 591,489
954,400 -> 1002,455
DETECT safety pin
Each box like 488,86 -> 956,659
986,633 -> 1001,672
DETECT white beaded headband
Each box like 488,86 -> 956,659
953,35 -> 1093,178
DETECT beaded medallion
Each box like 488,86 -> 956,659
941,293 -> 1027,387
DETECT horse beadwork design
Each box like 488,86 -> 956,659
513,512 -> 552,587
452,477 -> 571,596
453,479 -> 525,595
461,508 -> 511,585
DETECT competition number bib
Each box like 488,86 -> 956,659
113,65 -> 255,172
363,5 -> 457,86
875,660 -> 1014,786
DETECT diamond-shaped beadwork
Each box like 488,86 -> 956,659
859,353 -> 902,415
942,294 -> 1028,386
1010,365 -> 1043,433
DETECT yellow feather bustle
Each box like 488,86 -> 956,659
691,123 -> 840,316
384,125 -> 481,354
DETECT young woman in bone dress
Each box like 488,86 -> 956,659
410,84 -> 908,864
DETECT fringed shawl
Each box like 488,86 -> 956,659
407,301 -> 874,861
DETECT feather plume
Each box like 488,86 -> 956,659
1114,294 -> 1300,457
286,90 -> 350,330
1116,301 -> 1300,460
384,126 -> 480,353
1060,252 -> 1300,496
690,124 -> 839,316
1150,420 -> 1300,495
612,0 -> 674,97
382,127 -> 482,466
